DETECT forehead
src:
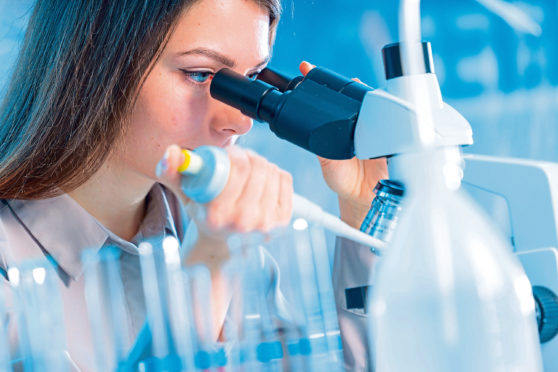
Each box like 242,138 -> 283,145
166,0 -> 271,63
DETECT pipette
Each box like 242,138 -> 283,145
177,146 -> 386,254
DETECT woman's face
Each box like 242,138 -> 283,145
118,0 -> 271,181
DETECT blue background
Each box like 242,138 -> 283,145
1,0 -> 557,216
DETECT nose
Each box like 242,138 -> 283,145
210,99 -> 253,137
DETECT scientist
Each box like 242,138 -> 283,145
0,0 -> 385,370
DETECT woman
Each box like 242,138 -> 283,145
0,0 -> 386,369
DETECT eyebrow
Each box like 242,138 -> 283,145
178,48 -> 270,70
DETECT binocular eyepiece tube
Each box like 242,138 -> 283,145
209,66 -> 372,160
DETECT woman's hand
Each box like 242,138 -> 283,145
157,144 -> 293,236
299,61 -> 389,228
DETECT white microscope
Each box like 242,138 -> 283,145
209,42 -> 558,371
208,15 -> 557,369
463,155 -> 558,369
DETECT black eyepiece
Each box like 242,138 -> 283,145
209,67 -> 367,160
210,69 -> 281,120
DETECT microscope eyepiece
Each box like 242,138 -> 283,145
209,68 -> 283,121
210,67 -> 370,159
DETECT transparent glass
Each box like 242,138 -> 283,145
360,180 -> 405,245
370,149 -> 543,372
222,221 -> 344,372
8,260 -> 69,371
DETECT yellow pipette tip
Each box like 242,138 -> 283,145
177,149 -> 191,173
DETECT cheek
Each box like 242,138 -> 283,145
118,77 -> 214,178
134,78 -> 211,145
172,88 -> 211,135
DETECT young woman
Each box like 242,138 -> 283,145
0,0 -> 387,369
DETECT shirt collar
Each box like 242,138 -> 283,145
8,183 -> 179,280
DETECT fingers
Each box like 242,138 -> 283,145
202,146 -> 294,234
205,146 -> 250,229
299,61 -> 315,76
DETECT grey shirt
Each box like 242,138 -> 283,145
0,184 -> 187,370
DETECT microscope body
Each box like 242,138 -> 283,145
209,41 -> 556,369
463,155 -> 558,370
354,73 -> 472,163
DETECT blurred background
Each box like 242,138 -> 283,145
1,0 -> 556,217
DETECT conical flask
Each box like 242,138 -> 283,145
370,148 -> 542,372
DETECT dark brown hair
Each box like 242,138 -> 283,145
0,0 -> 281,199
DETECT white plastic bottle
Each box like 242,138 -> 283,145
370,148 -> 542,372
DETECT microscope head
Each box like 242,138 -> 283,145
210,66 -> 371,159
209,41 -> 472,161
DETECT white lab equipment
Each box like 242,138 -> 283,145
361,0 -> 542,369
204,31 -> 546,367
462,154 -> 558,370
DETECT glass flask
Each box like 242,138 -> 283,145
223,221 -> 344,372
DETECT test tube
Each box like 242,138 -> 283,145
291,219 -> 330,371
138,240 -> 181,370
9,260 -> 68,371
264,220 -> 345,371
162,237 -> 198,372
188,264 -> 232,372
82,246 -> 133,371
307,225 -> 344,370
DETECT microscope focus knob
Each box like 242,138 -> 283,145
532,285 -> 558,343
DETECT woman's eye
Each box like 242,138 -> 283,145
181,70 -> 214,84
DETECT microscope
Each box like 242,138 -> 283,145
209,41 -> 558,370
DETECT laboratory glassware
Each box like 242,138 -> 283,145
370,148 -> 542,372
8,260 -> 69,371
83,246 -> 135,371
224,221 -> 345,372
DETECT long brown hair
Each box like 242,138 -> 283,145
0,0 -> 281,199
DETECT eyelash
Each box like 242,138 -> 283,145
180,69 -> 260,86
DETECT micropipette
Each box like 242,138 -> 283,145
177,146 -> 386,254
